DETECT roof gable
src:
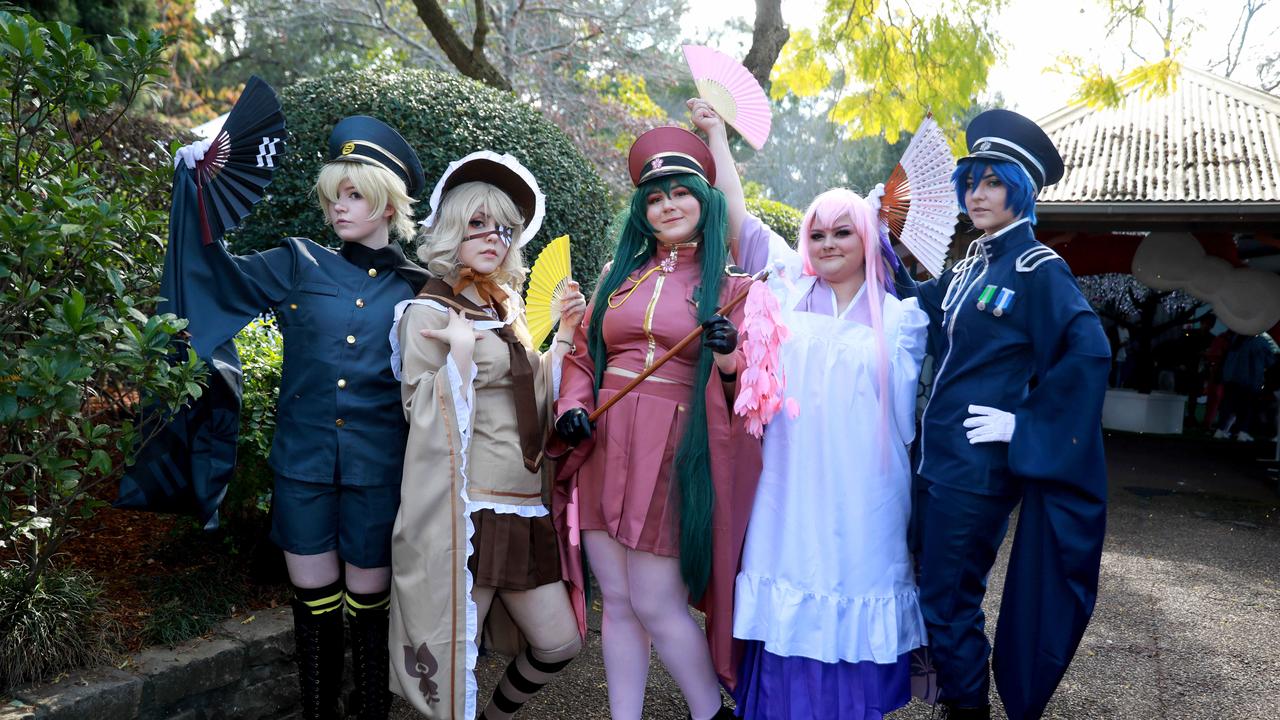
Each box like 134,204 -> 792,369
1038,67 -> 1280,204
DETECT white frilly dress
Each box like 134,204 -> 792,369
731,216 -> 929,719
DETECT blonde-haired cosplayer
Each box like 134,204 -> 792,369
418,180 -> 528,289
315,161 -> 417,242
388,153 -> 588,720
165,115 -> 430,720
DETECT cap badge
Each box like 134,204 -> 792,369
977,141 -> 992,152
341,142 -> 356,156
651,157 -> 664,170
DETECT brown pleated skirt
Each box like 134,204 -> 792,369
467,508 -> 562,590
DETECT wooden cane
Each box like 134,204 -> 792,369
588,267 -> 770,423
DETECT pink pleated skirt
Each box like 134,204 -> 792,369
573,371 -> 693,557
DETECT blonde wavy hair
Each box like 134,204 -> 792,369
417,181 -> 528,290
314,162 -> 416,241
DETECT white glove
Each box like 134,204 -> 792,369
173,139 -> 213,170
964,404 -> 1015,444
865,182 -> 886,212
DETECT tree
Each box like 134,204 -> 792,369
737,94 -> 906,208
1052,0 -> 1279,107
409,0 -> 511,90
768,0 -> 1007,150
204,0 -> 689,192
10,0 -> 157,47
0,9 -> 203,681
742,0 -> 789,92
151,0 -> 240,122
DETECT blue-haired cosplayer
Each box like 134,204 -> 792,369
912,109 -> 1111,720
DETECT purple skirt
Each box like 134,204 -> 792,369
732,641 -> 913,720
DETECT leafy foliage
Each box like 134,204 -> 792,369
0,564 -> 107,690
10,0 -> 157,49
0,9 -> 203,671
229,67 -> 615,294
738,95 -> 910,209
745,194 -> 803,247
770,0 -> 1007,151
223,317 -> 282,521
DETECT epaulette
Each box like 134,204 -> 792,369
1015,246 -> 1063,273
724,264 -> 751,278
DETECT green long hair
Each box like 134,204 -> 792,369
586,173 -> 728,601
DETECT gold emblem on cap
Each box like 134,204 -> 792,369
341,142 -> 356,155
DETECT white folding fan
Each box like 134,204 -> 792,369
879,115 -> 959,278
682,44 -> 772,150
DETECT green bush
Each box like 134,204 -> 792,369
0,564 -> 107,690
0,9 -> 202,688
745,195 -> 803,248
229,68 -> 614,293
222,317 -> 283,522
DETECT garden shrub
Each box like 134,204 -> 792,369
0,565 -> 107,690
221,317 -> 282,523
230,68 -> 615,293
745,195 -> 803,247
0,10 -> 202,689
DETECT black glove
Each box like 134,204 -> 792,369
701,314 -> 739,355
555,407 -> 593,444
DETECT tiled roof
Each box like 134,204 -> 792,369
1038,67 -> 1280,204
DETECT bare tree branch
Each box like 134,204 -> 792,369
409,0 -> 513,90
1216,0 -> 1269,77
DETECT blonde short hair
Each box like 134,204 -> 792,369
417,181 -> 527,290
314,162 -> 416,241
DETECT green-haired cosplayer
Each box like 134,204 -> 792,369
551,127 -> 763,719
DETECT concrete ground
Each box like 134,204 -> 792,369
391,431 -> 1280,719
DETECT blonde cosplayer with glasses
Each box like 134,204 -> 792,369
387,153 -> 587,720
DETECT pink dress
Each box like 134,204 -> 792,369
552,243 -> 762,688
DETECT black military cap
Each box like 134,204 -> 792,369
963,109 -> 1064,192
327,115 -> 426,197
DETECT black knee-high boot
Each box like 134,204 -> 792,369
292,581 -> 346,720
345,588 -> 391,720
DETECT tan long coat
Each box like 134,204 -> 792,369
387,294 -> 566,719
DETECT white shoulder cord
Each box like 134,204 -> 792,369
940,237 -> 986,312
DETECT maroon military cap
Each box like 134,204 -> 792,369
627,126 -> 716,187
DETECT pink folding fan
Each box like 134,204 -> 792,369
682,44 -> 772,150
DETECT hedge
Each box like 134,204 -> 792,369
230,68 -> 615,289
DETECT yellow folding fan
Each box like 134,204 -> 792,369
525,234 -> 573,348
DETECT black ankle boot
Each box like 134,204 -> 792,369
687,704 -> 736,720
345,590 -> 391,720
292,598 -> 345,720
939,703 -> 991,720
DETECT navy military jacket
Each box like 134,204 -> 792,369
916,219 -> 1112,498
164,169 -> 426,487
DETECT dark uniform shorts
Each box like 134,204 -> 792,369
269,474 -> 401,569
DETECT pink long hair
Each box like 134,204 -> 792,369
797,188 -> 894,456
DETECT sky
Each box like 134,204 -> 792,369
685,0 -> 1279,120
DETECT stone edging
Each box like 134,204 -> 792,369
2,607 -> 307,720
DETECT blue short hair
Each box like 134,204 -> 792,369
952,158 -> 1038,225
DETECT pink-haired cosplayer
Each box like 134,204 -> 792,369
692,101 -> 929,719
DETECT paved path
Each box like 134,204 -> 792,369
392,432 -> 1280,719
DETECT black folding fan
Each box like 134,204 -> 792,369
194,75 -> 286,245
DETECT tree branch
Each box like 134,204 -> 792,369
408,0 -> 512,90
